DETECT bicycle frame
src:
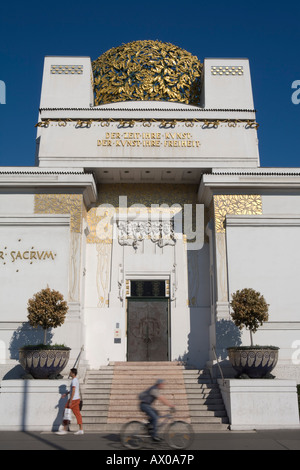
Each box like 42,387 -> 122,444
142,412 -> 173,433
155,413 -> 172,429
141,412 -> 178,441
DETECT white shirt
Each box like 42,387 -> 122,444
70,377 -> 80,400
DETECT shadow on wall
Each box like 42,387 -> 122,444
53,384 -> 69,431
18,380 -> 68,432
176,319 -> 242,369
216,319 -> 242,360
9,323 -> 54,357
4,323 -> 54,379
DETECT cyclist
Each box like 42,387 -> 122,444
139,379 -> 175,442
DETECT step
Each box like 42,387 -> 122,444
83,384 -> 112,390
187,388 -> 222,395
108,394 -> 187,401
85,376 -> 113,380
189,410 -> 227,417
107,417 -> 191,424
187,394 -> 222,401
110,375 -> 185,380
188,398 -> 224,405
189,404 -> 226,411
74,422 -> 229,432
82,404 -> 109,410
78,417 -> 107,424
106,384 -> 185,391
81,410 -> 108,417
111,361 -> 184,366
185,383 -> 219,389
99,404 -> 190,411
107,410 -> 191,418
184,380 -> 213,385
191,416 -> 229,424
99,399 -> 189,407
192,423 -> 229,431
82,390 -> 111,397
188,393 -> 222,400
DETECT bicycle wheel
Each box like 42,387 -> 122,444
165,420 -> 194,449
120,420 -> 146,449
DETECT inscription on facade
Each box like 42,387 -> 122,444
0,247 -> 57,264
97,132 -> 201,148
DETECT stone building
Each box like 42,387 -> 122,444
1,40 -> 300,381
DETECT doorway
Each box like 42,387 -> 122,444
127,280 -> 170,362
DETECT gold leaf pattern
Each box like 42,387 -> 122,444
92,40 -> 203,106
214,195 -> 262,233
34,194 -> 83,233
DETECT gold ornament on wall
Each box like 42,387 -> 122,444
92,40 -> 203,106
214,195 -> 262,233
34,194 -> 84,233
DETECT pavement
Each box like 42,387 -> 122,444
1,429 -> 300,452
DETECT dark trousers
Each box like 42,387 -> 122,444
140,402 -> 159,437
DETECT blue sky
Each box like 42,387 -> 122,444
0,0 -> 299,168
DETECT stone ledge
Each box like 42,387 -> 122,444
0,379 -> 69,431
218,379 -> 300,430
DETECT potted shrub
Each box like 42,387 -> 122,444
19,287 -> 70,379
227,288 -> 279,378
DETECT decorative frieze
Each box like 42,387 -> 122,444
117,220 -> 176,250
51,65 -> 83,75
211,66 -> 243,76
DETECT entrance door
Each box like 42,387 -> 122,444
127,299 -> 169,361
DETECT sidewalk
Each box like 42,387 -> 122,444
1,429 -> 300,450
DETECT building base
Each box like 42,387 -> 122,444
218,379 -> 300,430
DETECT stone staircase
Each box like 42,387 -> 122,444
74,362 -> 229,432
183,368 -> 229,430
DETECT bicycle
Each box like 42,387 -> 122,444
120,411 -> 194,450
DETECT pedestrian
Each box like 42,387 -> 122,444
139,379 -> 175,442
56,368 -> 84,435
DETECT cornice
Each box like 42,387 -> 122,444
211,170 -> 300,176
39,107 -> 257,113
0,169 -> 97,206
199,169 -> 300,205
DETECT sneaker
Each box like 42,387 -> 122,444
56,430 -> 67,435
74,430 -> 84,435
152,436 -> 162,442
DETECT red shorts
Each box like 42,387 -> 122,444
65,399 -> 82,425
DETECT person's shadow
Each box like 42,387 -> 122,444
52,384 -> 69,431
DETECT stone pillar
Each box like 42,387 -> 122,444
206,220 -> 230,368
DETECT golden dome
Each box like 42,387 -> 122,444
92,40 -> 203,106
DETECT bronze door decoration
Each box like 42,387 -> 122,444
127,298 -> 169,362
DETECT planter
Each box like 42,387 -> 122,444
227,347 -> 279,378
19,347 -> 71,379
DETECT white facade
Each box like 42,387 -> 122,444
0,52 -> 300,382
